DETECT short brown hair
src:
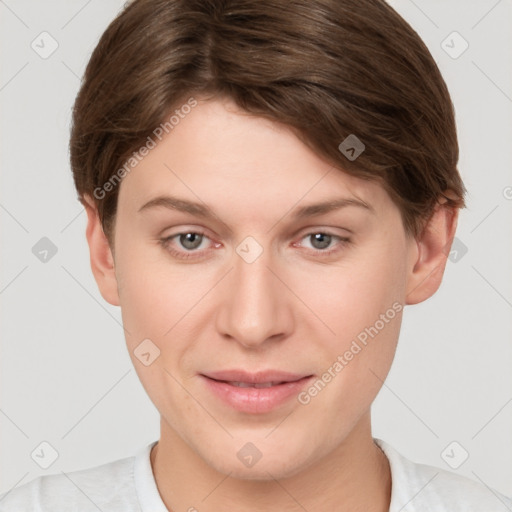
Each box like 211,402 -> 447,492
70,0 -> 465,244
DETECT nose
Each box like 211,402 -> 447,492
215,242 -> 294,349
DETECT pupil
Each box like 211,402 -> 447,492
181,233 -> 202,250
312,233 -> 331,249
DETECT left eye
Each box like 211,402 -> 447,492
163,232 -> 210,251
175,232 -> 207,250
301,232 -> 336,250
296,232 -> 351,255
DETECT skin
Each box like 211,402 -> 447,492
83,96 -> 458,512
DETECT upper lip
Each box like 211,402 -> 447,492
201,370 -> 312,384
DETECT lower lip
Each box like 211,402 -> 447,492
200,375 -> 313,414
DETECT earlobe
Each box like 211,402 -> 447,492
405,204 -> 459,305
82,195 -> 120,307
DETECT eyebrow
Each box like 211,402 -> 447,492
137,194 -> 374,220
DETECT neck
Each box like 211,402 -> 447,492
150,412 -> 391,512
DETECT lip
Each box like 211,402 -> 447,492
200,370 -> 314,414
202,369 -> 310,384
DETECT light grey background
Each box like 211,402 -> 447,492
1,0 -> 511,499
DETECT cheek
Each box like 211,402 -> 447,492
294,252 -> 405,428
114,247 -> 210,403
292,240 -> 407,347
114,240 -> 220,350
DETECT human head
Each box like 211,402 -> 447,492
71,0 -> 464,481
70,0 -> 465,247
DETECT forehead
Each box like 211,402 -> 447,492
117,97 -> 394,223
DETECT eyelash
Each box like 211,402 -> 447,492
159,230 -> 351,261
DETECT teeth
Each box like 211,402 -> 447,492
228,381 -> 282,388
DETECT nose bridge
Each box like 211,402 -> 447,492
215,237 -> 291,347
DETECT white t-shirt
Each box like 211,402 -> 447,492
1,438 -> 511,511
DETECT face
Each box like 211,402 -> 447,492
105,97 -> 419,479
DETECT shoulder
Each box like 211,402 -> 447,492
375,438 -> 512,512
0,449 -> 139,512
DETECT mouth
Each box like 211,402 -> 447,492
220,380 -> 292,388
199,370 -> 314,413
202,369 -> 311,384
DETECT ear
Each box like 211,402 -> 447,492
405,202 -> 459,305
82,194 -> 120,307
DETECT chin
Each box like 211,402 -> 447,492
222,460 -> 307,482
202,440 -> 319,481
